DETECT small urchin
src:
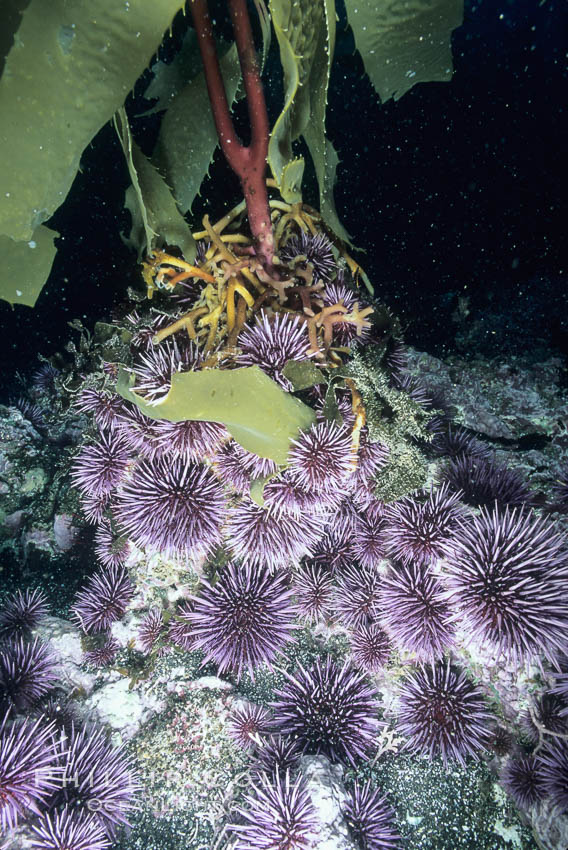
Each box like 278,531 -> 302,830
228,701 -> 273,751
228,769 -> 317,850
71,566 -> 134,634
30,808 -> 111,850
0,712 -> 60,830
500,756 -> 547,809
114,455 -> 227,561
236,311 -> 313,389
287,421 -> 354,494
292,563 -> 335,624
350,623 -> 392,673
344,780 -> 401,850
180,562 -> 298,680
539,739 -> 568,811
332,563 -> 382,629
271,656 -> 380,766
378,561 -> 455,661
0,588 -> 49,638
70,432 -> 130,498
396,662 -> 492,766
0,636 -> 57,710
441,504 -> 568,664
383,484 -> 464,566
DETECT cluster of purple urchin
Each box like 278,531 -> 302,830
0,590 -> 138,849
64,228 -> 568,845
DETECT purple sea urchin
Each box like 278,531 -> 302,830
287,421 -> 353,494
539,740 -> 568,811
94,523 -> 130,568
228,702 -> 273,751
138,609 -> 164,655
84,637 -> 120,668
131,338 -> 195,403
440,455 -> 535,509
56,724 -> 139,832
181,562 -> 298,679
74,388 -> 125,432
430,424 -> 490,460
149,417 -> 226,463
71,432 -> 130,498
30,808 -> 111,850
0,712 -> 59,829
72,566 -> 134,634
114,456 -> 227,561
332,564 -> 382,629
396,662 -> 492,766
378,561 -> 454,661
501,756 -> 547,809
280,230 -> 336,282
344,780 -> 401,850
0,637 -> 57,710
272,657 -> 380,765
236,311 -> 312,389
350,623 -> 391,673
250,735 -> 303,779
383,484 -> 464,566
292,563 -> 335,624
521,692 -> 568,744
0,588 -> 48,638
229,769 -> 317,850
442,504 -> 568,663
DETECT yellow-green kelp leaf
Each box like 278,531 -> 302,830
268,0 -> 350,241
344,0 -> 464,103
114,108 -> 196,262
0,226 -> 59,307
116,366 -> 316,465
0,0 -> 186,242
153,44 -> 242,215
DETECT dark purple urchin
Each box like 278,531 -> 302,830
287,420 -> 354,497
501,756 -> 547,810
235,311 -> 313,390
71,566 -> 134,635
32,363 -> 60,394
292,563 -> 335,624
94,523 -> 130,568
382,484 -> 465,566
56,724 -> 139,832
429,424 -> 490,460
0,588 -> 48,638
539,740 -> 568,811
551,464 -> 568,508
350,623 -> 392,673
181,562 -> 298,680
250,735 -> 303,779
70,432 -> 130,498
396,662 -> 492,766
84,636 -> 120,668
226,497 -> 324,569
272,657 -> 381,766
30,808 -> 111,850
439,454 -> 536,509
344,780 -> 401,850
378,561 -> 455,661
521,692 -> 568,744
14,396 -> 46,430
114,456 -> 227,562
0,712 -> 60,829
441,504 -> 568,664
228,702 -> 273,751
229,769 -> 317,850
332,564 -> 382,629
351,508 -> 387,569
149,417 -> 227,463
138,609 -> 164,654
74,388 -> 125,433
0,636 -> 57,710
280,229 -> 336,282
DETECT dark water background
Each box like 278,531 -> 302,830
0,0 -> 566,397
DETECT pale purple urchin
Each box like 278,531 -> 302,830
280,229 -> 336,282
350,623 -> 391,673
149,417 -> 227,463
0,637 -> 57,710
272,657 -> 381,765
287,421 -> 354,494
228,702 -> 273,751
30,808 -> 111,850
0,588 -> 48,638
263,471 -> 340,519
131,338 -> 197,403
441,504 -> 568,664
71,566 -> 134,635
32,363 -> 60,394
229,769 -> 317,850
226,497 -> 324,569
70,432 -> 130,498
181,562 -> 298,680
309,525 -> 357,573
332,564 -> 382,629
382,484 -> 464,566
80,492 -> 110,525
292,563 -> 335,624
114,456 -> 227,561
94,522 -> 130,568
344,780 -> 401,850
55,724 -> 139,832
351,508 -> 387,569
138,609 -> 164,655
0,713 -> 60,829
378,561 -> 455,661
539,740 -> 568,811
323,281 -> 372,347
500,756 -> 547,810
84,637 -> 120,668
235,311 -> 313,389
396,662 -> 492,766
74,388 -> 125,432
116,405 -> 162,459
